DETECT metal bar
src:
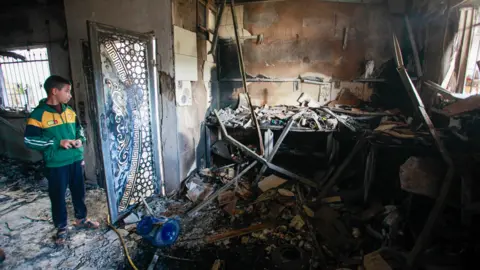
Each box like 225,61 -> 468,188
186,161 -> 258,216
457,8 -> 474,93
468,32 -> 480,94
23,59 -> 37,107
405,16 -> 423,78
393,33 -> 456,268
301,79 -> 330,85
393,34 -> 405,68
1,63 -> 15,108
4,60 -> 16,108
208,0 -> 225,55
253,111 -> 303,185
141,196 -> 154,216
230,0 -> 265,156
394,39 -> 452,164
221,77 -> 329,85
36,55 -> 50,101
147,35 -> 166,196
11,57 -> 25,109
16,61 -> 31,108
25,53 -> 39,107
220,78 -> 299,82
5,58 -> 19,108
5,64 -> 15,108
25,60 -> 38,107
214,109 -> 317,187
363,145 -> 377,202
0,59 -> 49,64
342,27 -> 349,50
319,137 -> 367,198
33,59 -> 47,105
424,80 -> 457,100
320,107 -> 357,132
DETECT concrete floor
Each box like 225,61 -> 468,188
0,159 -> 138,270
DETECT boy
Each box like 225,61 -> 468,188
24,75 -> 99,245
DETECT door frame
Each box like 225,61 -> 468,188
87,21 -> 164,223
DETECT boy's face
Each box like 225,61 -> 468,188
52,84 -> 72,104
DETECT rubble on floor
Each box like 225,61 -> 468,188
0,156 -> 139,270
133,74 -> 480,269
76,78 -> 480,269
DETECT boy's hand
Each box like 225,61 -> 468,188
73,140 -> 83,148
60,139 -> 74,149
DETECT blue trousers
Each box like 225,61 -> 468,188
46,160 -> 87,229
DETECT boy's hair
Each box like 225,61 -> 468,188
44,75 -> 71,95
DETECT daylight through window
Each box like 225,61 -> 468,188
0,47 -> 50,111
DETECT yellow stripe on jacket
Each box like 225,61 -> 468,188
41,108 -> 76,128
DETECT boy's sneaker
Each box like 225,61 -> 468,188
74,218 -> 100,229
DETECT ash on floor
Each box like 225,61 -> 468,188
0,157 -> 138,270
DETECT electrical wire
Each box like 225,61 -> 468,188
107,215 -> 139,270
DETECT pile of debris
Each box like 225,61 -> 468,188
134,41 -> 480,270
206,88 -> 414,136
0,156 -> 46,191
135,153 -> 414,269
209,105 -> 341,132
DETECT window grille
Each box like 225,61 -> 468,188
0,47 -> 51,112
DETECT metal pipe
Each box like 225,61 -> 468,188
352,78 -> 387,83
363,145 -> 377,202
319,137 -> 366,198
10,56 -> 26,109
424,80 -> 457,100
220,78 -> 299,82
405,16 -> 423,78
214,110 -> 317,188
393,34 -> 404,68
300,79 -> 330,85
25,52 -> 39,107
31,50 -> 44,105
230,0 -> 264,155
342,27 -> 349,51
186,161 -> 258,216
393,34 -> 455,268
1,60 -> 15,108
253,111 -> 303,185
220,78 -> 329,85
320,107 -> 357,132
208,0 -> 225,56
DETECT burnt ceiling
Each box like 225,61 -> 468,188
0,0 -> 63,9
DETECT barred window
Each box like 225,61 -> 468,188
0,47 -> 51,112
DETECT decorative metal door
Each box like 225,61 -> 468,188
88,22 -> 163,223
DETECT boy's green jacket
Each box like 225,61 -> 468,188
24,98 -> 86,168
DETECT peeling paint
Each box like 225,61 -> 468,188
159,71 -> 176,102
